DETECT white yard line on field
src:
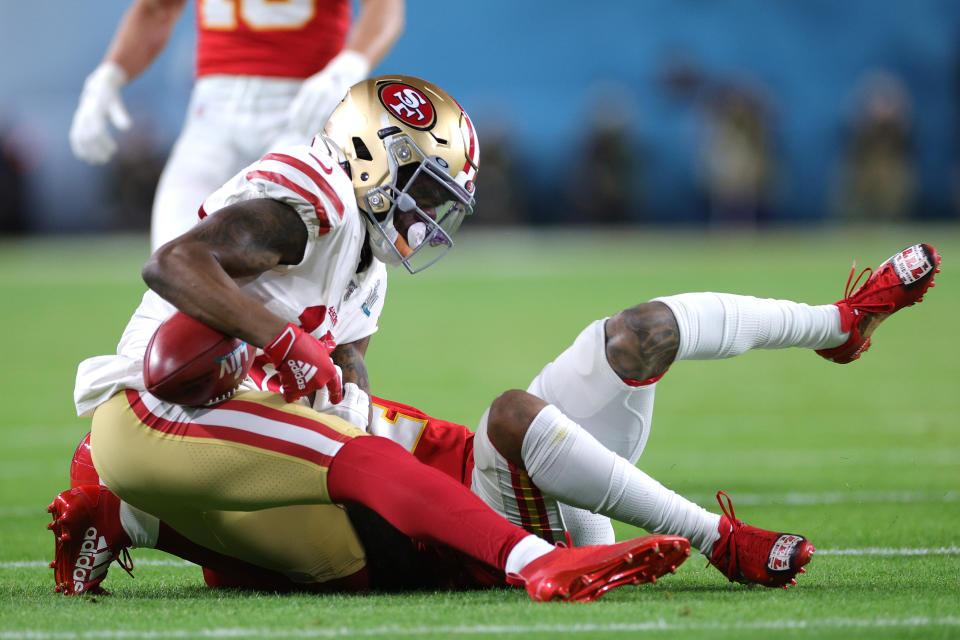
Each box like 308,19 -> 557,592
5,489 -> 955,520
684,489 -> 958,506
2,546 -> 959,570
817,546 -> 960,556
0,559 -> 194,569
1,617 -> 959,638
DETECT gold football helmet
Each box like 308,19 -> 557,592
322,75 -> 479,273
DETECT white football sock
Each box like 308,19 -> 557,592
522,404 -> 721,553
504,534 -> 556,574
558,504 -> 616,546
653,293 -> 848,360
119,501 -> 160,548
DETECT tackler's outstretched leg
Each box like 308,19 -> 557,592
473,390 -> 814,589
529,243 -> 941,464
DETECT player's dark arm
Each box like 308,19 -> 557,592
142,198 -> 307,347
332,337 -> 371,394
332,337 -> 373,424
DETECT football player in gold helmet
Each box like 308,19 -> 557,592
63,73 -> 694,603
322,75 -> 479,273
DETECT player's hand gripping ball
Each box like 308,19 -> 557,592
263,322 -> 343,404
143,311 -> 255,406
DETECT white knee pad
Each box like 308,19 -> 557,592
527,319 -> 657,463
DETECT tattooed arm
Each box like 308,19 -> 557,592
332,336 -> 373,425
142,198 -> 307,347
332,336 -> 371,394
604,301 -> 680,382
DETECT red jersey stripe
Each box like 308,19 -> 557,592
262,153 -> 345,219
245,169 -> 331,235
125,390 -> 335,468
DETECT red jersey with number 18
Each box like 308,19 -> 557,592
195,0 -> 350,79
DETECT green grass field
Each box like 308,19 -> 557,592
1,227 -> 958,639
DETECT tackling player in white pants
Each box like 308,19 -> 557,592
473,243 -> 938,586
60,244 -> 939,591
69,0 -> 405,250
474,295 -> 844,551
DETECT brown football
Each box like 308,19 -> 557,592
143,311 -> 255,406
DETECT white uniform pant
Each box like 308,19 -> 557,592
473,319 -> 653,546
151,75 -> 304,249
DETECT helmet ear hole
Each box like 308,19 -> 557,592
352,137 -> 373,161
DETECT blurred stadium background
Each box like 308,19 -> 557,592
3,0 -> 960,233
2,3 -> 959,634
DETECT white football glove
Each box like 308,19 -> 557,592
286,50 -> 370,139
312,381 -> 371,431
70,62 -> 131,164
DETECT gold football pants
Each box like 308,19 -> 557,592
90,389 -> 368,582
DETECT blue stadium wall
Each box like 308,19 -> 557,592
2,0 -> 959,230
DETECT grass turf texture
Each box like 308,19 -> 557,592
0,227 -> 957,639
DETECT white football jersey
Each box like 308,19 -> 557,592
75,139 -> 387,417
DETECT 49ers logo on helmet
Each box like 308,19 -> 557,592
378,83 -> 437,130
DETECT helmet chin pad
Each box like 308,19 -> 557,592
395,192 -> 417,212
363,212 -> 404,268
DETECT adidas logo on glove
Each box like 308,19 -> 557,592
287,359 -> 318,391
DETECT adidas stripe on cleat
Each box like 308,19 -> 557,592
816,243 -> 941,364
507,534 -> 691,602
47,485 -> 133,595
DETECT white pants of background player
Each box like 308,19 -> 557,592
471,293 -> 848,554
151,75 -> 305,250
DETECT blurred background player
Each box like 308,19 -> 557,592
69,0 -> 405,250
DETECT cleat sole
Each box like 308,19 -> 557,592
544,536 -> 691,603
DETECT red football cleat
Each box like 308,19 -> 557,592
70,432 -> 99,489
708,491 -> 814,588
816,243 -> 941,364
47,485 -> 133,595
506,534 -> 690,602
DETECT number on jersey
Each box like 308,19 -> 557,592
200,0 -> 315,30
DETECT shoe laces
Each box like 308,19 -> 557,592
714,491 -> 744,582
116,548 -> 135,579
842,260 -> 898,313
844,261 -> 871,298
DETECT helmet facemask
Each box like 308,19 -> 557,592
361,134 -> 474,274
